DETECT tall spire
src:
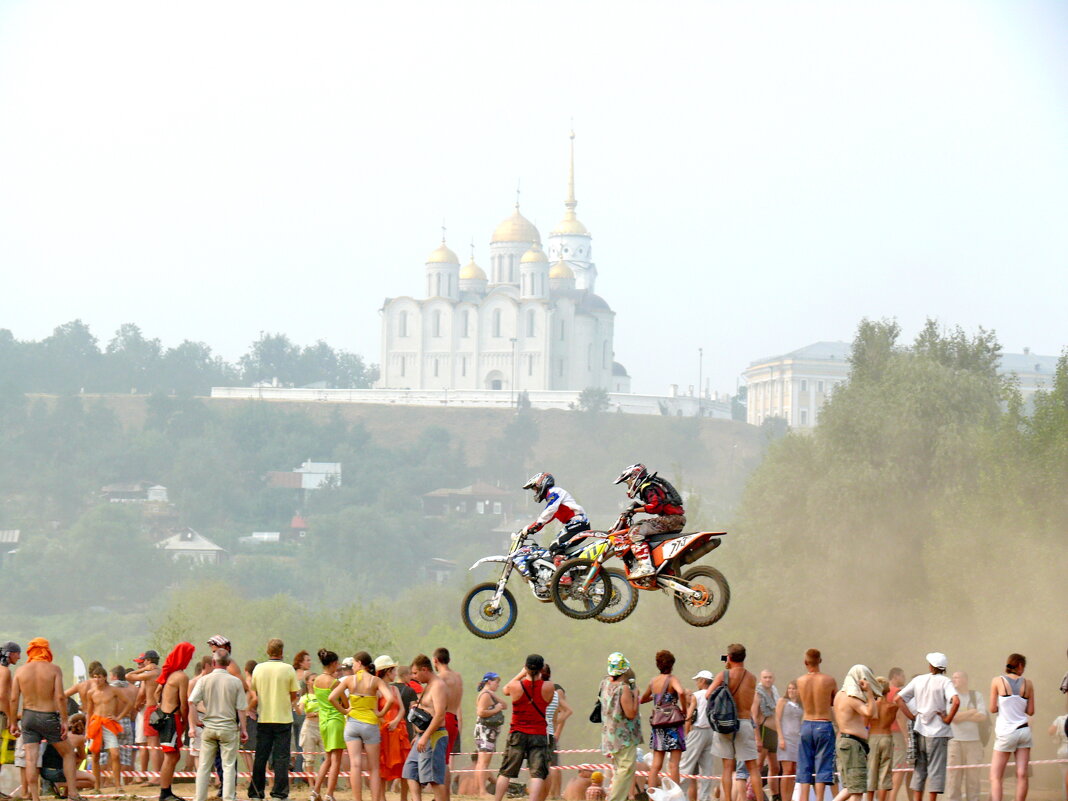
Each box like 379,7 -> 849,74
550,126 -> 588,237
566,127 -> 577,212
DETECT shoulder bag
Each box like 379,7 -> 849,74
650,676 -> 686,728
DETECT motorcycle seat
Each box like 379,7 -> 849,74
643,530 -> 687,546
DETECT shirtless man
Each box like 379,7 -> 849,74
868,678 -> 898,801
85,665 -> 130,792
403,654 -> 450,801
832,667 -> 881,801
7,638 -> 81,801
0,642 -> 21,738
796,648 -> 838,801
127,650 -> 163,778
110,666 -> 138,776
207,636 -> 248,689
156,643 -> 194,801
433,647 -> 463,801
65,661 -> 103,711
707,643 -> 762,801
885,668 -> 911,801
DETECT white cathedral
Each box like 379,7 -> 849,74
377,134 -> 629,394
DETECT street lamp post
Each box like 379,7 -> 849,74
510,337 -> 518,408
697,347 -> 703,418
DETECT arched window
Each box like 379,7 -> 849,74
399,356 -> 406,377
399,311 -> 408,337
508,255 -> 515,283
602,341 -> 608,368
433,358 -> 439,377
462,310 -> 470,338
433,310 -> 442,338
527,310 -> 536,337
559,320 -> 566,341
493,309 -> 502,338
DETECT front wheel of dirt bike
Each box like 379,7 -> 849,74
595,568 -> 639,623
461,583 -> 518,639
674,565 -> 730,627
550,558 -> 612,620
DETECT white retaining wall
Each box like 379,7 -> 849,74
209,386 -> 732,418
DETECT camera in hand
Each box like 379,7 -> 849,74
720,654 -> 728,662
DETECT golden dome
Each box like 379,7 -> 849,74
552,211 -> 589,236
426,241 -> 459,264
459,260 -> 487,280
520,241 -> 548,264
549,260 -> 575,279
492,205 -> 541,244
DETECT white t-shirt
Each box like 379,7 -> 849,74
899,673 -> 958,738
691,688 -> 710,729
950,690 -> 985,742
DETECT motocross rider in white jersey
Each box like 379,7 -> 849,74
512,472 -> 591,577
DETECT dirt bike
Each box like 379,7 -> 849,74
461,528 -> 639,639
549,511 -> 730,627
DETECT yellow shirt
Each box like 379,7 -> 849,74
250,660 -> 300,724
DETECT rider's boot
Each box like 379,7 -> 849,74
629,541 -> 655,578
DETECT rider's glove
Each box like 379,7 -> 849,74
547,541 -> 562,556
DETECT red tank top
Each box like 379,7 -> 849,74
510,679 -> 548,735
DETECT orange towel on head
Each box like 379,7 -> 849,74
26,638 -> 52,663
86,715 -> 122,754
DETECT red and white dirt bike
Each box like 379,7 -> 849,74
548,511 -> 730,627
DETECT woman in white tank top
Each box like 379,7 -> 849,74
988,653 -> 1035,801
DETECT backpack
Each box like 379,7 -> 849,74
705,668 -> 740,734
643,473 -> 684,509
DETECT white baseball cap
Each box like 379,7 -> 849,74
692,670 -> 715,681
926,652 -> 948,669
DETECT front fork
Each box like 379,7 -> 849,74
576,557 -> 604,594
490,561 -> 514,609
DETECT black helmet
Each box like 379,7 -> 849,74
614,463 -> 648,498
522,472 -> 555,503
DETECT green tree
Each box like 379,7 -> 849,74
577,386 -> 610,414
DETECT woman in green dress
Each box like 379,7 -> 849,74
311,650 -> 345,801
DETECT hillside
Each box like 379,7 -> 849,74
1,393 -> 769,644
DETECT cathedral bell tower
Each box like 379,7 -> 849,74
547,130 -> 596,292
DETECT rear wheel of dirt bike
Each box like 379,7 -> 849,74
595,568 -> 639,623
674,565 -> 730,627
549,558 -> 612,620
461,583 -> 518,639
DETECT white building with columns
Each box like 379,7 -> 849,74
377,134 -> 627,393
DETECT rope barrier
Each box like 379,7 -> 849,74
73,758 -> 1068,785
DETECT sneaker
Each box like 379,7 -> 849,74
161,792 -> 186,801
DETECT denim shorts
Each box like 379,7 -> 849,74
797,720 -> 836,784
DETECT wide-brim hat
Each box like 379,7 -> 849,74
373,655 -> 397,672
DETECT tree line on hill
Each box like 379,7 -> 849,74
0,320 -> 376,395
732,318 -> 1067,655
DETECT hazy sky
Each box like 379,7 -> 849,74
2,0 -> 1066,394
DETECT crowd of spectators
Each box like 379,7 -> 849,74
0,640 -> 1065,801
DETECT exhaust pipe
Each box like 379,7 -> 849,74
680,537 -> 721,566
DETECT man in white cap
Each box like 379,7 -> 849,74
894,653 -> 960,801
681,670 -> 719,801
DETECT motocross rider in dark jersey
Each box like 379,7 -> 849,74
614,463 -> 686,578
